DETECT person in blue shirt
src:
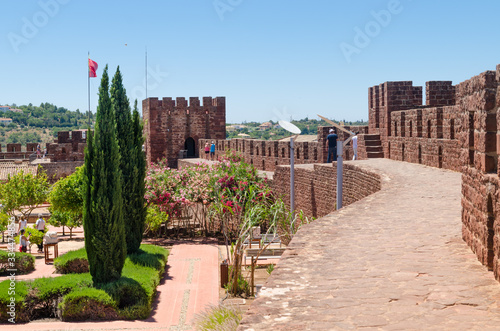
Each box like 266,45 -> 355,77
326,129 -> 338,163
210,141 -> 216,161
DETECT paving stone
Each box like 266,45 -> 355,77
238,159 -> 500,330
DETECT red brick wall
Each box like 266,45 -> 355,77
272,163 -> 381,219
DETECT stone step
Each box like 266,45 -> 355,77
366,146 -> 383,153
367,151 -> 384,158
365,139 -> 382,147
363,134 -> 381,141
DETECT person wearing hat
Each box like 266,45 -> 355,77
35,214 -> 45,253
326,128 -> 338,163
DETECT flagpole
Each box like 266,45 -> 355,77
145,46 -> 148,99
88,51 -> 90,127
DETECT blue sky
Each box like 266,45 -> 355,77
2,0 -> 500,123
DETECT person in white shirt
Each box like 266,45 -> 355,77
352,132 -> 358,160
18,217 -> 27,235
35,214 -> 46,253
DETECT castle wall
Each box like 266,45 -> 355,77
459,68 -> 500,280
271,163 -> 381,219
143,96 -> 225,168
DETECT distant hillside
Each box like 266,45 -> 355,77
226,117 -> 368,140
0,102 -> 94,148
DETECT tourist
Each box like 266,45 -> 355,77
35,214 -> 45,253
19,229 -> 30,253
204,142 -> 210,160
43,146 -> 47,158
36,144 -> 41,159
352,132 -> 358,160
326,128 -> 338,163
17,217 -> 27,236
210,141 -> 216,161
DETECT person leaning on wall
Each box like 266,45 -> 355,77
326,128 -> 338,163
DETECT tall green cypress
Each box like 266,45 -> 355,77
83,65 -> 126,284
130,99 -> 146,250
110,67 -> 140,253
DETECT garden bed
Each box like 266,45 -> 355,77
0,251 -> 35,276
0,244 -> 168,323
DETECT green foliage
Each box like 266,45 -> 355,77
18,225 -> 47,246
0,212 -> 9,233
128,99 -> 147,253
111,69 -> 145,254
83,64 -> 126,284
266,264 -> 275,275
193,303 -> 243,331
3,102 -> 90,129
6,131 -> 41,144
49,166 -> 84,216
145,204 -> 168,236
1,244 -> 167,322
48,166 -> 84,239
0,250 -> 35,275
0,279 -> 29,322
0,170 -> 49,220
54,248 -> 89,274
31,273 -> 93,301
59,288 -> 118,321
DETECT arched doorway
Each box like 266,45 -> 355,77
184,137 -> 195,158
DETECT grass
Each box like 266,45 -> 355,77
193,303 -> 243,331
0,244 -> 169,322
53,247 -> 88,274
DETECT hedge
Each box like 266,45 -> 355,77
0,244 -> 168,323
0,250 -> 35,276
54,248 -> 89,274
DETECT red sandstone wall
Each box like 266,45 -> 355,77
143,96 -> 225,168
198,125 -> 369,171
460,67 -> 500,280
40,161 -> 84,183
199,138 -> 324,172
272,163 -> 381,219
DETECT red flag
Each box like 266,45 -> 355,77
88,58 -> 98,77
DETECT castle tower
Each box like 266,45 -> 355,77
142,96 -> 226,167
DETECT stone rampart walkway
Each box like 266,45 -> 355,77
239,159 -> 500,330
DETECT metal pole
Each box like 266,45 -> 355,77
290,136 -> 295,212
336,140 -> 343,210
88,52 -> 90,127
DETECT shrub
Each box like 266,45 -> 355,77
54,248 -> 89,274
59,288 -> 118,321
0,279 -> 29,323
193,303 -> 243,331
0,250 -> 35,275
0,244 -> 168,322
27,274 -> 93,320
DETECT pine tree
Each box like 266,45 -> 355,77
110,67 -> 142,253
83,65 -> 126,284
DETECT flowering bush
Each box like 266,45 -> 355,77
144,151 -> 271,236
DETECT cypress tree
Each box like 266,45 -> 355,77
83,65 -> 126,284
130,99 -> 146,250
110,67 -> 140,253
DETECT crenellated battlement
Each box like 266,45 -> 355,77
144,96 -> 225,111
143,96 -> 226,167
